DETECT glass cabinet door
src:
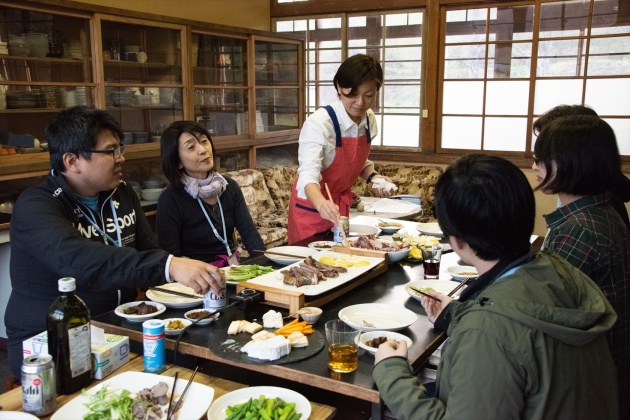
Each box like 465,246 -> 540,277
192,33 -> 248,137
253,38 -> 301,133
98,17 -> 184,142
0,6 -> 92,148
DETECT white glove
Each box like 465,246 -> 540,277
371,177 -> 398,193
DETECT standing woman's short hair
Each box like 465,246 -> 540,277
533,115 -> 620,196
333,54 -> 384,97
435,154 -> 535,261
160,121 -> 217,189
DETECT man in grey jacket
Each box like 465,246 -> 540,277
373,154 -> 618,419
6,106 -> 224,378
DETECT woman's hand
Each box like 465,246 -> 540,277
371,175 -> 395,198
374,339 -> 408,364
421,291 -> 452,324
316,200 -> 341,224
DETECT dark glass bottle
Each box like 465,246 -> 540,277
46,277 -> 92,394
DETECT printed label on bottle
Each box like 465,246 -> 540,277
68,323 -> 91,377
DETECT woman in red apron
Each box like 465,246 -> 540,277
288,54 -> 393,244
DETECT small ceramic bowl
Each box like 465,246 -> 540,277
298,307 -> 322,324
446,265 -> 479,281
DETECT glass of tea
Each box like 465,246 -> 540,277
325,320 -> 359,373
421,245 -> 443,279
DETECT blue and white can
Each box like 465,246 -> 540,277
142,319 -> 165,373
203,285 -> 226,310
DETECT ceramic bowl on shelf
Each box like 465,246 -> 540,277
124,45 -> 141,52
141,188 -> 163,202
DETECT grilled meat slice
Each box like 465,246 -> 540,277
282,267 -> 318,287
303,256 -> 347,277
298,262 -> 327,282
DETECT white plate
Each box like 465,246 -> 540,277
207,386 -> 311,420
246,251 -> 385,296
0,413 -> 38,420
307,240 -> 338,251
114,301 -> 166,323
164,318 -> 193,335
339,303 -> 417,331
405,280 -> 462,302
446,265 -> 479,281
356,330 -> 413,355
146,283 -> 203,308
376,220 -> 404,234
184,309 -> 221,326
417,222 -> 444,238
51,371 -> 214,420
264,246 -> 320,265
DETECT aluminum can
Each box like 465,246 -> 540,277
21,354 -> 56,416
142,319 -> 165,373
204,285 -> 226,309
332,216 -> 350,244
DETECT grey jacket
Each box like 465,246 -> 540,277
373,252 -> 618,420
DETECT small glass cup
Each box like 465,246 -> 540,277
421,245 -> 443,279
325,320 -> 359,373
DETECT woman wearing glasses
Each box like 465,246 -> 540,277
157,121 -> 264,267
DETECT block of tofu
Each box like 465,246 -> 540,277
262,310 -> 284,329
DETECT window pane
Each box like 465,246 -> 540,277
443,81 -> 484,114
539,1 -> 590,37
592,0 -> 630,35
486,42 -> 532,78
441,116 -> 482,149
605,118 -> 630,155
585,78 -> 630,115
533,79 -> 584,114
445,9 -> 487,43
383,84 -> 420,113
587,36 -> 630,76
484,117 -> 528,151
537,39 -> 586,77
384,57 -> 421,80
381,115 -> 420,147
444,45 -> 486,79
485,80 -> 530,115
488,6 -> 535,41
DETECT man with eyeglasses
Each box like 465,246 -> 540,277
5,106 -> 225,379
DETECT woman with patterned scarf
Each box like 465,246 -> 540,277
157,121 -> 264,267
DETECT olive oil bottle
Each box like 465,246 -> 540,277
46,277 -> 92,394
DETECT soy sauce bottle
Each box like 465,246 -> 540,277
47,277 -> 92,394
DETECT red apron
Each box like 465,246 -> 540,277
288,105 -> 372,244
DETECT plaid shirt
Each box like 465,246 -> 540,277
544,193 -> 630,418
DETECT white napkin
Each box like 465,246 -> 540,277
371,177 -> 398,193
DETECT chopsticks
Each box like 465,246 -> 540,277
255,249 -> 308,259
167,367 -> 198,420
150,286 -> 203,299
447,277 -> 472,297
409,286 -> 442,302
166,372 -> 178,419
324,183 -> 350,252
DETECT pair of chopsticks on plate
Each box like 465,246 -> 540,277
166,367 -> 198,420
150,286 -> 202,299
324,183 -> 352,254
410,277 -> 473,303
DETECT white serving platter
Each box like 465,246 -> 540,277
245,251 -> 385,296
51,371 -> 214,420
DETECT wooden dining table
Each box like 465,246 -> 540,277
0,353 -> 336,419
86,230 -> 455,419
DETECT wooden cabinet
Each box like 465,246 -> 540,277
0,1 -> 303,186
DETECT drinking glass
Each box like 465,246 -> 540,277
421,245 -> 443,279
325,320 -> 359,373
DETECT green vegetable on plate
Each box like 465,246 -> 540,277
223,265 -> 274,282
225,395 -> 302,420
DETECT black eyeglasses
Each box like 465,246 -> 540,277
89,144 -> 125,159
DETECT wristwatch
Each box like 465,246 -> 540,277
366,172 -> 379,183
